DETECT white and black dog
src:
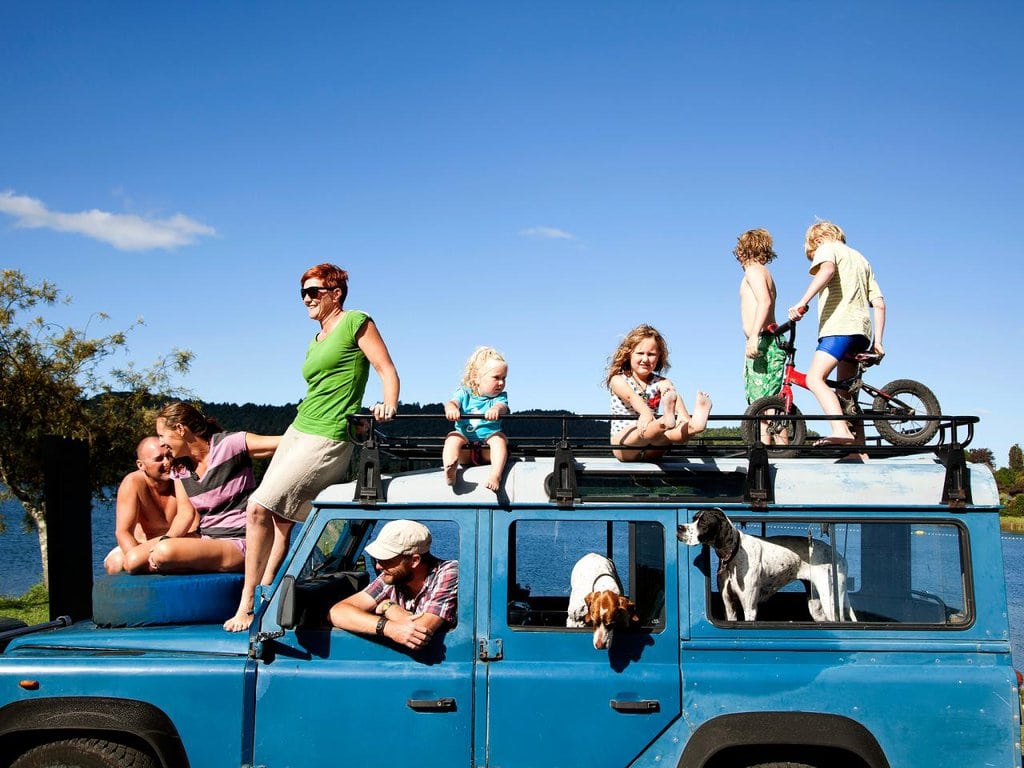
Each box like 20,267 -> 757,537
677,508 -> 857,623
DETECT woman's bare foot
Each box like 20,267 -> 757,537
690,391 -> 712,434
223,609 -> 253,633
659,390 -> 677,430
444,462 -> 458,486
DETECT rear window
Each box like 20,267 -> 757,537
701,519 -> 971,627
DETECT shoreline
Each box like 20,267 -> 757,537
1001,517 -> 1024,534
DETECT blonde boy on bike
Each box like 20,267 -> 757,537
735,228 -> 787,444
787,220 -> 886,446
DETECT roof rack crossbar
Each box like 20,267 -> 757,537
743,442 -> 773,509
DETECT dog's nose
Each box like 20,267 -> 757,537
676,524 -> 688,540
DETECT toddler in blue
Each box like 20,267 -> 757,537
443,347 -> 510,491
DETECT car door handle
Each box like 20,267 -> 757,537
407,697 -> 457,712
610,699 -> 660,713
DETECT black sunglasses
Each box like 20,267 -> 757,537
300,285 -> 336,300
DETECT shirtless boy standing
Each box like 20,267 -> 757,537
102,436 -> 179,574
735,228 -> 787,443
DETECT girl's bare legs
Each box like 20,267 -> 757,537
484,434 -> 508,492
658,389 -> 677,430
443,433 -> 467,485
664,391 -> 712,443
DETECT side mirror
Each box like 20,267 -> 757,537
277,575 -> 297,630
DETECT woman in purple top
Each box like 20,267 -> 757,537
142,402 -> 280,574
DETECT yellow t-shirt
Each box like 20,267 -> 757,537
810,241 -> 883,338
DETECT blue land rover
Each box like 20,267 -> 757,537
0,418 -> 1018,767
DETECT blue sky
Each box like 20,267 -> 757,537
2,2 -> 1022,463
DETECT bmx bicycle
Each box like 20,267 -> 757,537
741,310 -> 941,450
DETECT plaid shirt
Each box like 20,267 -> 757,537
366,558 -> 458,626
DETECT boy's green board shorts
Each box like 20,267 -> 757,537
744,334 -> 786,403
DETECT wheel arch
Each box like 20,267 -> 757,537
679,711 -> 890,768
0,697 -> 189,768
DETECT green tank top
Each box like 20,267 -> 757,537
292,310 -> 371,441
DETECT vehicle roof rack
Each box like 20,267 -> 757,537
347,412 -> 980,506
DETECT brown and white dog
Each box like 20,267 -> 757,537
677,508 -> 857,623
566,553 -> 640,649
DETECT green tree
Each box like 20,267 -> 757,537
994,468 -> 1018,492
1003,493 -> 1024,518
1009,444 -> 1023,473
0,270 -> 191,584
967,448 -> 996,469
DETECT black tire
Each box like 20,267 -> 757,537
743,396 -> 807,457
11,737 -> 156,768
872,378 -> 941,445
744,764 -> 818,768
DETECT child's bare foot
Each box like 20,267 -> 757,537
486,472 -> 501,492
690,391 -> 712,434
660,390 -> 677,430
444,462 -> 457,486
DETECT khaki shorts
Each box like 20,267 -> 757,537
251,425 -> 354,522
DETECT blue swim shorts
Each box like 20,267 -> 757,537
816,334 -> 871,360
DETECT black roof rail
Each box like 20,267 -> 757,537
343,412 -> 981,506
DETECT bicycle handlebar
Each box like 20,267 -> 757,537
764,305 -> 808,338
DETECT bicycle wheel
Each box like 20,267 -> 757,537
872,379 -> 941,445
742,396 -> 807,456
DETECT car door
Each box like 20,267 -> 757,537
251,508 -> 476,768
481,507 -> 681,768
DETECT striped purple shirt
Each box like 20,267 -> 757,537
173,431 -> 253,539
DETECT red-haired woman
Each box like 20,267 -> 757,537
224,263 -> 400,632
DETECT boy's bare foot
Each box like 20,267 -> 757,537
223,610 -> 253,633
444,462 -> 457,486
691,391 -> 712,433
486,473 -> 501,492
660,390 -> 677,430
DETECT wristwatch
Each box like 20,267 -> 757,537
375,616 -> 389,637
377,599 -> 395,616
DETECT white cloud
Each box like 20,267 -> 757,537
0,190 -> 216,251
519,226 -> 577,241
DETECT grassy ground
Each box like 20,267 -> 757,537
1002,516 -> 1024,534
0,583 -> 49,626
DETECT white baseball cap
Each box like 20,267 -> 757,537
364,520 -> 432,560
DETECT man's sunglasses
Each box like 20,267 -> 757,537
300,286 -> 336,300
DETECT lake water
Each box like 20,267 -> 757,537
3,499 -> 1024,669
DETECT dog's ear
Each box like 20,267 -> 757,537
617,595 -> 641,624
583,592 -> 598,625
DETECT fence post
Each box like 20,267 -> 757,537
43,435 -> 93,622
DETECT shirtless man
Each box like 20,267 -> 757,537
734,228 -> 787,445
102,436 -> 179,574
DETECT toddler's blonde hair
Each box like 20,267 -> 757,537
461,346 -> 507,392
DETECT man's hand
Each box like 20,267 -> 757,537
384,617 -> 434,650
